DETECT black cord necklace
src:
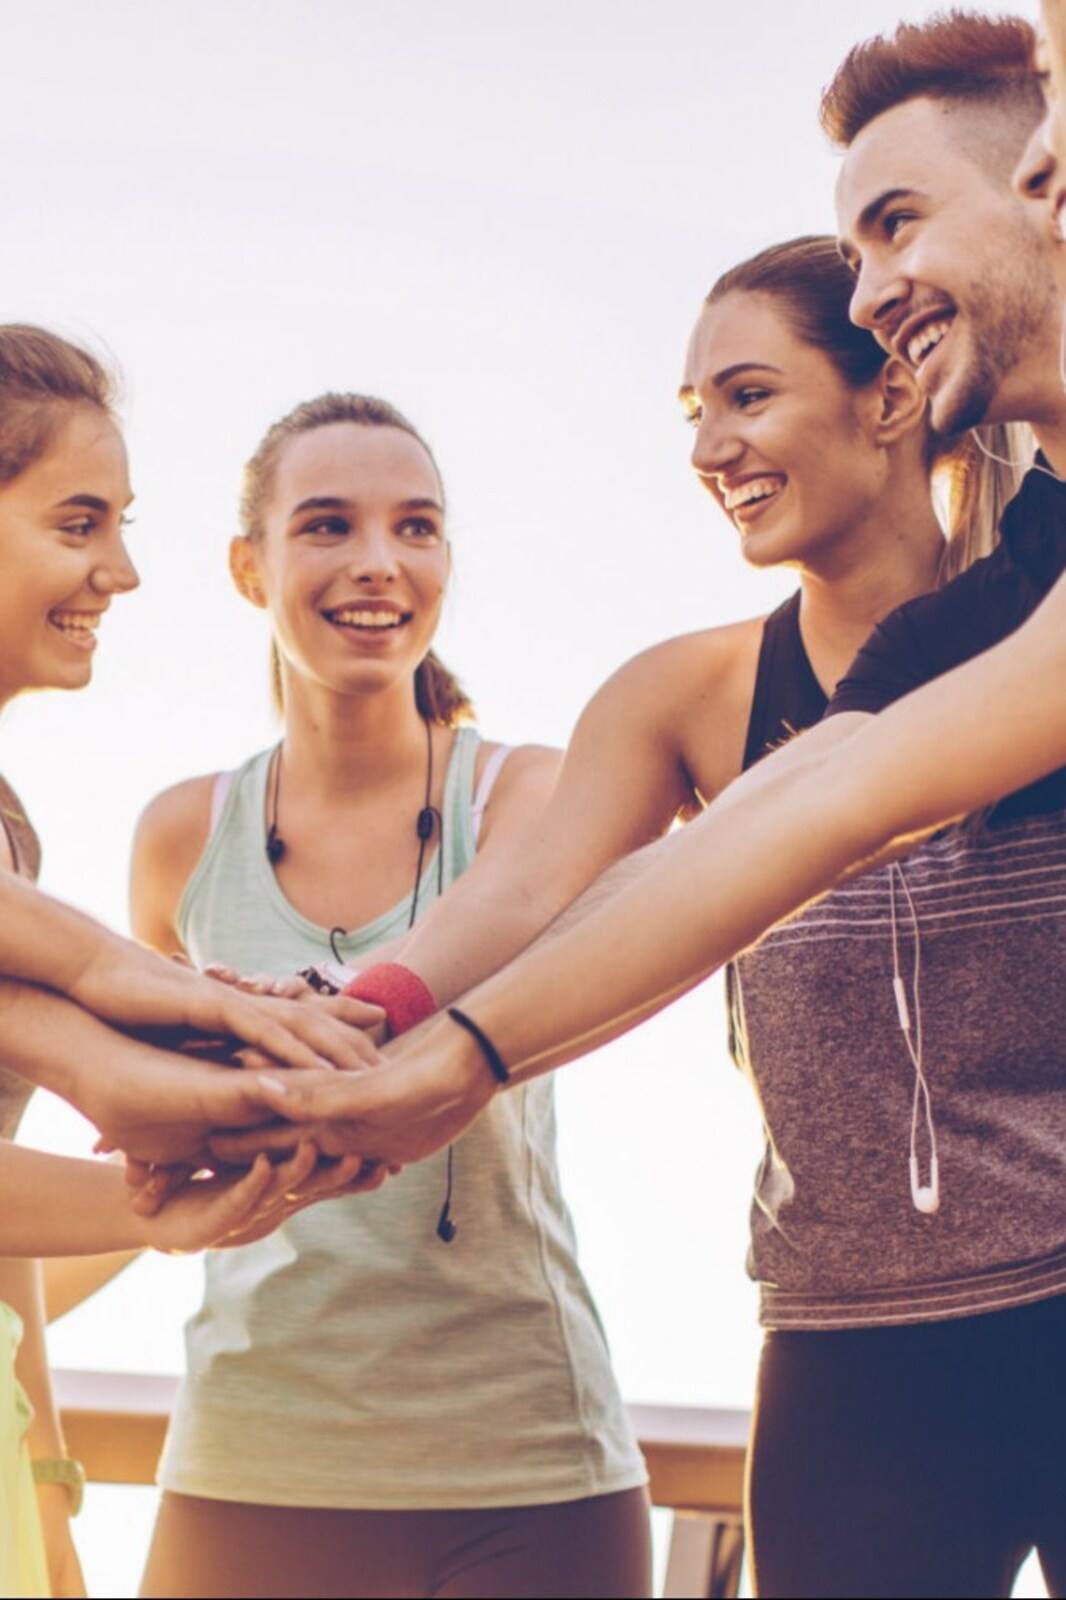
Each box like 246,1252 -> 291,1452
265,720 -> 456,1242
265,720 -> 441,902
265,746 -> 286,865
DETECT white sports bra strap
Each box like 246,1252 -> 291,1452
209,771 -> 235,839
471,744 -> 513,845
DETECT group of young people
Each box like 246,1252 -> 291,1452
4,5 -> 1066,1598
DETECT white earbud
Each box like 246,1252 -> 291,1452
909,1154 -> 940,1215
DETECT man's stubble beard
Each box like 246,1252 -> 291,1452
932,250 -> 1056,436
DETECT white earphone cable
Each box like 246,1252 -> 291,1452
889,862 -> 940,1214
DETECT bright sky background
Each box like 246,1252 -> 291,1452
2,1 -> 1044,1592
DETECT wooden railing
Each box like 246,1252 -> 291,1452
53,1370 -> 749,1599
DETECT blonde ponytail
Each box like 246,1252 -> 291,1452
935,422 -> 1033,835
937,422 -> 1032,584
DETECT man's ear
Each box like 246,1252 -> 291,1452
870,356 -> 928,446
229,536 -> 268,607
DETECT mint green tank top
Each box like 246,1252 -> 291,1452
159,729 -> 646,1509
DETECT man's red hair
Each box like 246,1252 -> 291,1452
820,9 -> 1039,147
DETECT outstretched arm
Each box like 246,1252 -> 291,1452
443,573 -> 1066,1072
0,867 -> 383,1075
0,978 -> 306,1164
242,571 -> 1066,1162
382,637 -> 726,1007
0,1139 -> 374,1257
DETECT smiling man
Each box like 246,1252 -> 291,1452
797,18 -> 1066,727
828,13 -> 1064,456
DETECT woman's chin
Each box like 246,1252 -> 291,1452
739,528 -> 801,569
35,653 -> 95,694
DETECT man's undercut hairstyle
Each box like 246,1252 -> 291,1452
820,9 -> 1041,152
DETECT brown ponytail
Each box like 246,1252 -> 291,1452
0,324 -> 115,485
244,392 -> 473,727
416,650 -> 471,726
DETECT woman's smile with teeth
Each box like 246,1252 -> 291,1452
48,609 -> 102,648
724,476 -> 784,512
325,606 -> 409,630
906,317 -> 953,368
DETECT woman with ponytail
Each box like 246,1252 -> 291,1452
132,394 -> 651,1599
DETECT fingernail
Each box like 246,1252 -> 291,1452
257,1074 -> 287,1095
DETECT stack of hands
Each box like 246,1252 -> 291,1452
120,962 -> 392,1250
69,943 -> 490,1256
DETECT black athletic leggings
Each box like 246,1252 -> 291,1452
140,1485 -> 652,1599
748,1292 -> 1066,1599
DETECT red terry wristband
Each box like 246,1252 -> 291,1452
342,963 -> 437,1038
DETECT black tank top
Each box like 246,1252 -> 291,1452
726,591 -> 826,1077
727,542 -> 1066,1329
741,590 -> 827,772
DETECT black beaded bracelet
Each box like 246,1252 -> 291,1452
446,1006 -> 511,1085
296,964 -> 344,996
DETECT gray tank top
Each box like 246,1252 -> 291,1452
0,774 -> 40,1139
731,614 -> 1066,1329
159,730 -> 646,1509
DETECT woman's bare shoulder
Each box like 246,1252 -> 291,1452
596,616 -> 766,726
130,773 -> 223,952
134,773 -> 219,858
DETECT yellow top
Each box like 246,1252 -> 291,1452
0,1301 -> 49,1597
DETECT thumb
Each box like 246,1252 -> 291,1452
253,1072 -> 354,1123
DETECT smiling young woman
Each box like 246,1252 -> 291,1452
0,322 -> 135,1600
0,328 -> 135,701
0,328 -> 382,1600
131,392 -> 652,1600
